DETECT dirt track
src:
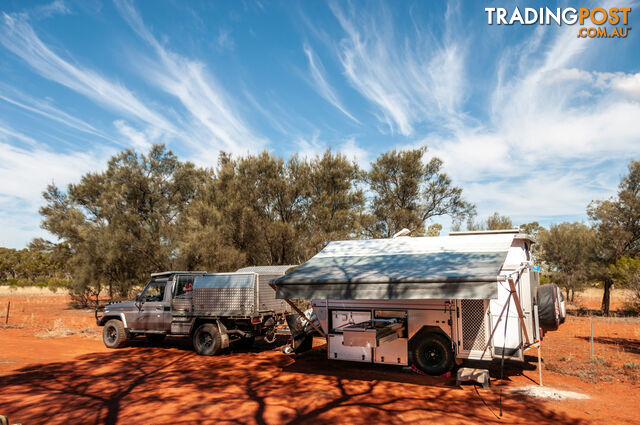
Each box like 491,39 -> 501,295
0,291 -> 639,424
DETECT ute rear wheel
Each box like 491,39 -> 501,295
103,319 -> 128,348
193,323 -> 222,356
410,333 -> 455,376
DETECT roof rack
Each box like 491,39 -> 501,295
150,271 -> 207,277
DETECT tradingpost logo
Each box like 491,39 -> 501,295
485,7 -> 632,38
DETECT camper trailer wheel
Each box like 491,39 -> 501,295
411,333 -> 454,376
537,284 -> 560,331
193,323 -> 222,356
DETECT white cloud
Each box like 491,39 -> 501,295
303,43 -> 359,124
329,1 -> 466,136
0,126 -> 113,247
0,89 -> 116,144
113,120 -> 153,150
0,12 -> 176,134
340,137 -> 370,169
421,20 -> 640,223
216,28 -> 235,51
114,0 -> 265,160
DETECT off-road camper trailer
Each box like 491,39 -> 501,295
273,230 -> 563,375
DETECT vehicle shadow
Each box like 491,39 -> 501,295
0,345 -> 587,425
576,336 -> 640,355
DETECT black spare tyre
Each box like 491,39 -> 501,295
537,284 -> 560,331
410,333 -> 455,376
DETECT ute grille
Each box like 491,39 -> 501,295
461,299 -> 487,351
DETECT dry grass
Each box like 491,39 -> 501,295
0,323 -> 24,329
0,286 -> 69,296
34,318 -> 99,339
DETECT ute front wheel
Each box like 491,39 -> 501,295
193,323 -> 222,356
103,319 -> 128,349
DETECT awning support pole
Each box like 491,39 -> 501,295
269,284 -> 325,337
508,278 -> 530,346
537,341 -> 543,386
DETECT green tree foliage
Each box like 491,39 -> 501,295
609,256 -> 640,307
536,222 -> 597,302
305,150 -> 365,254
457,212 -> 513,231
426,223 -> 442,237
0,244 -> 68,288
31,144 -> 473,306
366,147 -> 475,237
39,146 -> 207,304
588,160 -> 640,314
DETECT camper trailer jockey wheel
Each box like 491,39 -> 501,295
411,333 -> 455,376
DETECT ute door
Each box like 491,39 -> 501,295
138,279 -> 171,332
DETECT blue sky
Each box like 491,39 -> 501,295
0,0 -> 638,248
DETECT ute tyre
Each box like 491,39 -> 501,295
193,323 -> 222,356
410,333 -> 455,376
103,319 -> 128,349
146,333 -> 166,344
538,284 -> 560,331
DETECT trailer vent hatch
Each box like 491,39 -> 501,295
461,300 -> 486,351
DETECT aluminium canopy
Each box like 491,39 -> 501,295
273,234 -> 518,300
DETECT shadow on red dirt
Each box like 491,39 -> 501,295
0,341 -> 586,425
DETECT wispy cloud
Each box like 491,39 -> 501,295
0,88 -> 116,144
421,20 -> 640,221
303,43 -> 359,124
328,1 -> 466,136
0,124 -> 112,247
114,0 -> 265,159
0,12 -> 176,134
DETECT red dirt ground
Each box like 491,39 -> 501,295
0,291 -> 639,425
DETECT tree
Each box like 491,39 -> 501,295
518,221 -> 543,261
366,147 -> 475,237
426,223 -> 442,236
537,222 -> 597,302
609,256 -> 640,308
588,160 -> 640,315
456,212 -> 513,232
40,145 -> 206,304
305,150 -> 365,254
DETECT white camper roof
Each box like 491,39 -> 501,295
274,233 -> 521,300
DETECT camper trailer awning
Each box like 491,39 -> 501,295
274,234 -> 516,300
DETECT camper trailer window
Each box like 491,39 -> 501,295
524,242 -> 531,261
